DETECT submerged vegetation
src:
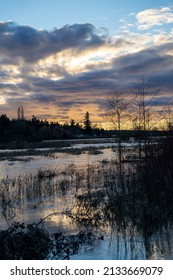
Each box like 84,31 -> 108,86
0,136 -> 173,259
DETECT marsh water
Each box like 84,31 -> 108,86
0,139 -> 173,260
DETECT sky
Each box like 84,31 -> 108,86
0,0 -> 173,127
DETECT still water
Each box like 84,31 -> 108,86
0,141 -> 173,259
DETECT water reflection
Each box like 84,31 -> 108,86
0,145 -> 173,259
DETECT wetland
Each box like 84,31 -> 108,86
0,137 -> 173,260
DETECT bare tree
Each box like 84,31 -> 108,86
107,78 -> 167,162
131,77 -> 161,158
17,106 -> 25,120
17,106 -> 20,120
107,90 -> 131,173
21,106 -> 24,120
165,104 -> 173,131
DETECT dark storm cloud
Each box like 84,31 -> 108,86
3,44 -> 173,110
112,49 -> 173,76
148,97 -> 173,107
109,46 -> 173,91
0,82 -> 18,90
50,46 -> 173,95
1,20 -> 173,120
12,45 -> 173,107
28,93 -> 57,103
58,100 -> 88,107
23,69 -> 117,96
0,21 -> 106,62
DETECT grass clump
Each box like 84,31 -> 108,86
0,221 -> 100,260
0,222 -> 51,260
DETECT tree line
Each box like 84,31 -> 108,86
0,111 -> 105,143
0,78 -> 172,144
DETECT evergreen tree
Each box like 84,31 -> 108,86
83,111 -> 92,134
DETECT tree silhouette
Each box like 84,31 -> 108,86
17,106 -> 25,120
107,90 -> 131,173
83,111 -> 92,134
131,77 -> 160,157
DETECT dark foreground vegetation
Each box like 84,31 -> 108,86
0,222 -> 99,260
0,136 -> 173,259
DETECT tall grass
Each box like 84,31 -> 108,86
67,138 -> 173,258
1,139 -> 173,259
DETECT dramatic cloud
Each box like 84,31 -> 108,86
0,10 -> 173,126
0,21 -> 106,62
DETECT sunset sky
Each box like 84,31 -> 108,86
0,0 -> 173,127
